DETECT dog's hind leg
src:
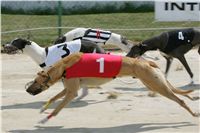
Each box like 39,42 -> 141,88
163,92 -> 199,117
138,67 -> 199,117
80,39 -> 106,54
141,78 -> 199,117
74,87 -> 88,101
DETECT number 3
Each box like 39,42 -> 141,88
178,32 -> 184,40
96,57 -> 104,73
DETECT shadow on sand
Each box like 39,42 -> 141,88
114,86 -> 147,92
1,100 -> 107,110
179,83 -> 200,91
114,83 -> 200,92
9,122 -> 197,133
2,84 -> 199,111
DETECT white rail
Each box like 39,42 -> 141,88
2,26 -> 200,34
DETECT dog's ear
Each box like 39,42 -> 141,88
126,45 -> 141,57
140,43 -> 148,47
37,71 -> 48,77
19,38 -> 31,45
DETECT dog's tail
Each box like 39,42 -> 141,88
148,61 -> 193,95
167,81 -> 194,95
148,62 -> 193,95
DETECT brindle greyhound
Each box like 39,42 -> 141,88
26,53 -> 199,123
127,28 -> 200,83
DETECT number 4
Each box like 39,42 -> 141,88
178,32 -> 184,40
96,57 -> 104,73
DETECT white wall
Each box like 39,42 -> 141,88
155,1 -> 200,21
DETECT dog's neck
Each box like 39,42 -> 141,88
23,41 -> 46,65
192,29 -> 200,46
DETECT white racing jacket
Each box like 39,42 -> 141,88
41,39 -> 81,68
63,28 -> 130,52
64,28 -> 112,45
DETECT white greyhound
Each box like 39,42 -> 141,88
55,27 -> 156,60
54,28 -> 133,52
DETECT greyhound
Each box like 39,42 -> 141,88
25,53 -> 199,123
54,27 -> 133,52
3,28 -> 135,99
3,38 -> 106,99
127,28 -> 200,84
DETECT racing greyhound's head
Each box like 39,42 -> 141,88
25,71 -> 54,96
3,38 -> 31,54
126,43 -> 147,58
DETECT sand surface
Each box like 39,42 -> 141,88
1,50 -> 200,133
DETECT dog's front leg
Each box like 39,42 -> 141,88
163,55 -> 173,77
40,89 -> 67,113
39,78 -> 80,124
38,95 -> 71,124
40,78 -> 68,113
176,55 -> 193,83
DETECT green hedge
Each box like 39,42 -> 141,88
1,2 -> 154,15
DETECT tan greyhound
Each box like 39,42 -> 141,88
26,53 -> 199,123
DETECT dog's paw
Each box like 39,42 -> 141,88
73,97 -> 83,102
193,112 -> 200,117
38,114 -> 53,124
192,96 -> 200,101
148,92 -> 157,97
38,117 -> 48,124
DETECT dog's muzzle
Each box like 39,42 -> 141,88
25,81 -> 43,96
2,44 -> 19,54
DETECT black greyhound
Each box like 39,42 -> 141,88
127,28 -> 200,83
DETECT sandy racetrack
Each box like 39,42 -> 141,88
1,50 -> 200,133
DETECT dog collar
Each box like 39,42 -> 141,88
39,47 -> 49,68
39,62 -> 46,68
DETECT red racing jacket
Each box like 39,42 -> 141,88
66,53 -> 122,79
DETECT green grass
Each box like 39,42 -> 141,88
1,13 -> 200,47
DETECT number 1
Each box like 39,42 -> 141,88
96,57 -> 104,73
